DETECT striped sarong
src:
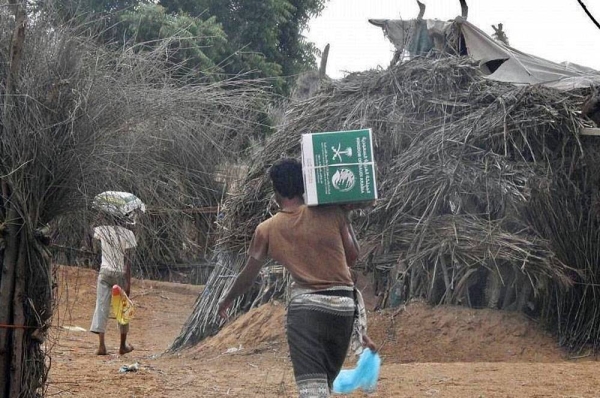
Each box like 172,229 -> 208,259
287,286 -> 355,398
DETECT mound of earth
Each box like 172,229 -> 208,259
368,301 -> 562,363
199,300 -> 563,363
199,301 -> 286,352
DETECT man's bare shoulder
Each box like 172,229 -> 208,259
255,216 -> 275,235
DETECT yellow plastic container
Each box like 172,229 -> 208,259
111,285 -> 134,325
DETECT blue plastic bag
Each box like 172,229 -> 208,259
332,348 -> 381,394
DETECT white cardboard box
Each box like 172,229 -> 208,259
301,128 -> 378,206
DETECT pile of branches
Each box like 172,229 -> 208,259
48,48 -> 267,273
0,10 -> 265,396
171,52 -> 600,353
46,40 -> 268,274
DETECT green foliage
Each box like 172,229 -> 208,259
118,4 -> 228,81
37,0 -> 328,94
158,0 -> 328,94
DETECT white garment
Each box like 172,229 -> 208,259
350,288 -> 368,356
93,226 -> 136,273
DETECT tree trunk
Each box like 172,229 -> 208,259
5,0 -> 26,111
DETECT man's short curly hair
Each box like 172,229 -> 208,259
269,158 -> 305,199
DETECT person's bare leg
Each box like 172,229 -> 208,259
119,333 -> 134,355
96,333 -> 107,355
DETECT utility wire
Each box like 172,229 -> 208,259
577,0 -> 600,30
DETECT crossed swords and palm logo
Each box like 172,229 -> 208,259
331,143 -> 356,192
332,143 -> 353,162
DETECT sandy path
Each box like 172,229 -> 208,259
47,266 -> 600,397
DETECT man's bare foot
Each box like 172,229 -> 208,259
96,346 -> 108,355
119,344 -> 134,355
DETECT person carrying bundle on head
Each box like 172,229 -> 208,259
90,191 -> 144,356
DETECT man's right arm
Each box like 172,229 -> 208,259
124,250 -> 133,296
218,256 -> 264,318
218,226 -> 268,318
124,230 -> 137,295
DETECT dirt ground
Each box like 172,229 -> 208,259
47,265 -> 600,397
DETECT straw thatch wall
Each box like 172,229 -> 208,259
172,52 -> 600,353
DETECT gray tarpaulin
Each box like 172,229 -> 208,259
369,17 -> 600,91
458,18 -> 600,90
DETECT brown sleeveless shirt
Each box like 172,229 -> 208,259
248,205 -> 353,290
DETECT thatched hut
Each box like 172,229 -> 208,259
172,18 -> 600,354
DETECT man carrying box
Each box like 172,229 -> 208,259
218,158 -> 376,398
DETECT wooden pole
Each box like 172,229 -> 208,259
318,44 -> 330,80
459,0 -> 469,19
416,0 -> 426,21
8,237 -> 27,397
0,206 -> 19,398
